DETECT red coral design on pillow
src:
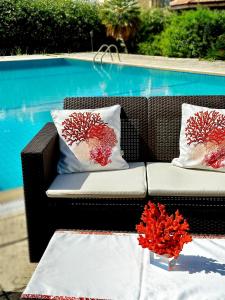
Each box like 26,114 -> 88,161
90,146 -> 112,166
185,111 -> 225,146
185,110 -> 225,169
62,112 -> 104,145
204,147 -> 225,169
87,124 -> 117,148
61,112 -> 118,166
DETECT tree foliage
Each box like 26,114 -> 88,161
0,0 -> 105,55
160,8 -> 225,58
100,0 -> 140,51
137,8 -> 172,42
137,7 -> 225,60
0,0 -> 224,60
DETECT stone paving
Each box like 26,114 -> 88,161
0,200 -> 37,299
65,53 -> 225,76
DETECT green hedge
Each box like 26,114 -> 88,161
136,8 -> 171,55
0,0 -> 106,55
137,8 -> 225,60
137,8 -> 172,42
160,8 -> 225,58
0,1 -> 224,60
207,33 -> 225,60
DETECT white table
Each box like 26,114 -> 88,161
22,231 -> 225,300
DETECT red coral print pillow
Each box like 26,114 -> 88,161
172,103 -> 225,172
62,112 -> 117,166
51,105 -> 128,173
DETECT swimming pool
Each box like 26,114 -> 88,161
1,58 -> 225,191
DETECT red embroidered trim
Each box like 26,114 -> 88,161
56,230 -> 224,238
56,230 -> 113,235
192,234 -> 225,239
22,294 -> 110,300
77,231 -> 113,235
56,230 -> 130,236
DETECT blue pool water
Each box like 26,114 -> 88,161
1,58 -> 225,190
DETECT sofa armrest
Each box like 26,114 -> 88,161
21,122 -> 59,261
21,122 -> 59,191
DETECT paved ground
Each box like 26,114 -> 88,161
65,53 -> 225,76
0,195 -> 37,299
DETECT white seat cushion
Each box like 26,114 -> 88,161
47,162 -> 146,199
147,162 -> 225,196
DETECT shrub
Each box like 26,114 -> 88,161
137,8 -> 172,42
136,8 -> 171,55
160,8 -> 225,58
137,35 -> 162,56
136,8 -> 225,60
0,0 -> 106,55
207,34 -> 225,60
0,0 -> 20,53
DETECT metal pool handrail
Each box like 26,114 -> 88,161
100,44 -> 121,64
93,44 -> 113,62
93,44 -> 121,63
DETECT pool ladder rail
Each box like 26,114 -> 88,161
93,44 -> 121,64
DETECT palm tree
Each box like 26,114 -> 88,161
100,0 -> 140,52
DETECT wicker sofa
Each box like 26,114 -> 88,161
21,96 -> 225,262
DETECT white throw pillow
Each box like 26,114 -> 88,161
51,105 -> 129,173
172,103 -> 225,172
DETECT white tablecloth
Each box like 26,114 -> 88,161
22,231 -> 225,300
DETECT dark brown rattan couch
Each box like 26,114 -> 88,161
21,96 -> 225,262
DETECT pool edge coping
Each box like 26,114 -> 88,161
66,55 -> 225,77
0,188 -> 23,204
0,53 -> 225,76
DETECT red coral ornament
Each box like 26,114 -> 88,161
185,111 -> 225,146
136,202 -> 192,258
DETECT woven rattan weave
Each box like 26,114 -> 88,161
21,96 -> 225,262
